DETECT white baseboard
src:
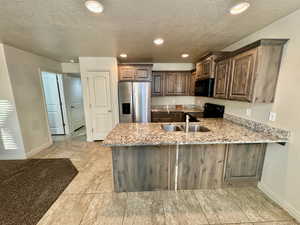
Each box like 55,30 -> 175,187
26,140 -> 53,158
258,182 -> 300,222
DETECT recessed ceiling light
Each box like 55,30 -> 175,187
230,2 -> 250,15
181,54 -> 189,58
153,38 -> 164,45
120,53 -> 127,58
85,0 -> 104,13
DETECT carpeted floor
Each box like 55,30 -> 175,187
0,159 -> 78,225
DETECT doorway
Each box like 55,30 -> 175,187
41,71 -> 86,141
41,72 -> 67,135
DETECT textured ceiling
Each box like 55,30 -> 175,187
0,0 -> 300,63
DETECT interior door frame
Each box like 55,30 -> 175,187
38,69 -> 69,144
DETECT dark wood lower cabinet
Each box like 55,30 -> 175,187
112,143 -> 267,192
151,112 -> 184,122
175,144 -> 226,190
224,144 -> 266,183
112,146 -> 172,192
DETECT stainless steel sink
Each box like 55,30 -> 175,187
180,125 -> 210,132
161,124 -> 183,132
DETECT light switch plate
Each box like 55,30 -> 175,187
246,108 -> 252,117
269,112 -> 277,121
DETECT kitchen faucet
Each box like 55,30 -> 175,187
185,114 -> 190,133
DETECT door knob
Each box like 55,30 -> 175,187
108,110 -> 112,112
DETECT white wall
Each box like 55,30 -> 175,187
3,44 -> 62,157
79,57 -> 119,142
199,9 -> 300,221
61,63 -> 80,74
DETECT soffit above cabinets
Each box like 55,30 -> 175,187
0,0 -> 300,62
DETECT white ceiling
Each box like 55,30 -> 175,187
0,0 -> 300,63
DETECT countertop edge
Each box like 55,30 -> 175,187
102,139 -> 288,147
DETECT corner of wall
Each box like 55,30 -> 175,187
258,182 -> 300,222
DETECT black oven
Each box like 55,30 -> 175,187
195,78 -> 214,97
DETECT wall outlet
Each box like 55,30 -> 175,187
246,108 -> 252,117
269,112 -> 277,121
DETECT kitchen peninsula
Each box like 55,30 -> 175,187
103,116 -> 289,192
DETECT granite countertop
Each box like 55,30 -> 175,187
103,118 -> 288,147
151,105 -> 203,113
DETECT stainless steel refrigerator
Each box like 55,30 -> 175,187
118,81 -> 151,123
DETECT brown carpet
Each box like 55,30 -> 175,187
0,159 -> 78,225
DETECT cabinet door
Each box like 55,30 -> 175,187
224,144 -> 266,183
151,72 -> 164,96
214,59 -> 231,99
189,72 -> 196,96
135,66 -> 152,81
119,66 -> 135,80
228,49 -> 257,102
165,72 -> 188,96
202,60 -> 212,77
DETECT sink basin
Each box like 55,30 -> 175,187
180,125 -> 210,132
161,124 -> 183,132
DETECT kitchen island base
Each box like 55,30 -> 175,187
112,143 -> 266,192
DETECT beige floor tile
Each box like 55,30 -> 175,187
194,189 -> 250,224
80,193 -> 127,225
37,194 -> 93,225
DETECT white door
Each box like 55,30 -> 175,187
42,72 -> 65,135
63,76 -> 85,132
87,72 -> 113,140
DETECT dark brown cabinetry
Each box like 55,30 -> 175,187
151,112 -> 184,123
119,64 -> 152,81
224,144 -> 266,183
165,72 -> 189,96
196,52 -> 229,80
214,59 -> 231,99
189,71 -> 197,96
228,48 -> 257,101
151,72 -> 164,96
151,71 -> 191,96
213,39 -> 288,103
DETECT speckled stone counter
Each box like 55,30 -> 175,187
103,118 -> 288,147
151,105 -> 203,113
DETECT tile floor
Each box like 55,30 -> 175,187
33,133 -> 299,225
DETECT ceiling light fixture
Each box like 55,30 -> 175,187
85,0 -> 104,13
181,54 -> 189,58
153,38 -> 164,45
230,2 -> 250,15
120,53 -> 127,58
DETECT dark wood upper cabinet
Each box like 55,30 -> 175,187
228,48 -> 257,102
118,65 -> 135,80
214,59 -> 231,99
196,52 -> 230,80
151,71 -> 164,96
213,39 -> 288,103
164,71 -> 189,96
119,64 -> 153,81
189,71 -> 197,96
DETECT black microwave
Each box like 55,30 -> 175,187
195,78 -> 215,97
